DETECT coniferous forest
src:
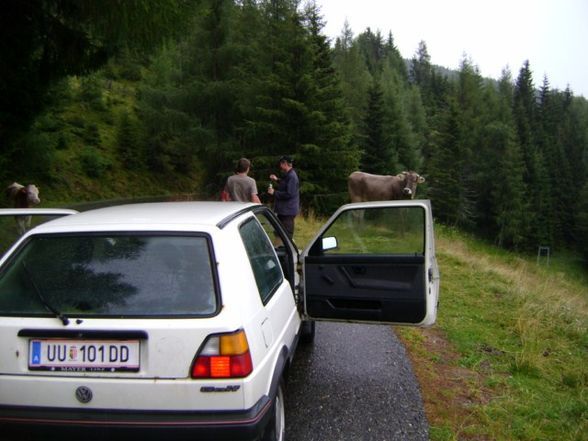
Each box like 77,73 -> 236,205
1,0 -> 588,260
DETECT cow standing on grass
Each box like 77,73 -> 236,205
6,182 -> 41,235
348,171 -> 425,203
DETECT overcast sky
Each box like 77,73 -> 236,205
316,0 -> 588,98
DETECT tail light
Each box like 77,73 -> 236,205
191,329 -> 253,378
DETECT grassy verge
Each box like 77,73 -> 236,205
295,217 -> 588,441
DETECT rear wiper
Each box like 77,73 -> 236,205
21,261 -> 70,326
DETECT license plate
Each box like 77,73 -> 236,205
28,339 -> 140,372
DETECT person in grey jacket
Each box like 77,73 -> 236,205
268,155 -> 300,238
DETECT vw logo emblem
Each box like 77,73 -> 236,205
75,386 -> 93,404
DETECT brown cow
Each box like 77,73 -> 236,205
6,182 -> 41,235
348,171 -> 425,203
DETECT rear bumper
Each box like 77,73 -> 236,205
0,396 -> 272,441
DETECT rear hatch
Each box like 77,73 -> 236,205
0,232 -> 239,410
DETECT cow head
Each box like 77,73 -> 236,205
397,171 -> 425,199
21,184 -> 41,206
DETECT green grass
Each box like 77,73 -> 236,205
295,217 -> 588,441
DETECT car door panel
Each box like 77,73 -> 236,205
304,256 -> 426,323
302,201 -> 438,326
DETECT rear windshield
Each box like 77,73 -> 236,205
0,234 -> 217,317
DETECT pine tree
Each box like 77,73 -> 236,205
240,0 -> 312,180
297,1 -> 358,211
332,22 -> 371,141
117,110 -> 145,169
380,63 -> 418,171
473,69 -> 528,244
561,90 -> 588,247
409,40 -> 443,110
425,98 -> 463,225
140,42 -> 210,175
185,0 -> 245,181
537,77 -> 574,246
361,80 -> 393,174
513,60 -> 537,180
409,41 -> 431,89
487,121 -> 528,248
356,28 -> 385,76
455,56 -> 499,235
404,85 -> 428,170
383,32 -> 408,81
512,61 -> 553,249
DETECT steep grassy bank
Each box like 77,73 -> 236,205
399,226 -> 587,441
6,71 -> 205,209
295,218 -> 588,441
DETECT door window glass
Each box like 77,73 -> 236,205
315,207 -> 425,255
240,219 -> 283,303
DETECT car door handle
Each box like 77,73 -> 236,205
322,274 -> 335,285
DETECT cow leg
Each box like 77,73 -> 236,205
15,216 -> 27,235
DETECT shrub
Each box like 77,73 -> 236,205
79,147 -> 112,178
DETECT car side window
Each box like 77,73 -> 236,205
240,218 -> 283,304
313,206 -> 426,255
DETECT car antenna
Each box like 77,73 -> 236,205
21,261 -> 70,326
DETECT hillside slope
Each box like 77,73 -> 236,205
398,226 -> 588,441
7,70 -> 204,208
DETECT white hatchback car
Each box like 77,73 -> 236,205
0,201 -> 439,441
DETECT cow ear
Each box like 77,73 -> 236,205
418,176 -> 426,183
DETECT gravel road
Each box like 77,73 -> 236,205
285,321 -> 429,441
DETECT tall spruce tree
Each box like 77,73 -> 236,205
493,126 -> 527,248
537,78 -> 574,246
380,62 -> 418,171
140,42 -> 211,175
139,0 -> 245,186
513,61 -> 538,180
474,69 -> 528,246
456,56 -> 483,207
384,32 -> 408,81
425,98 -> 463,225
563,92 -> 588,248
409,41 -> 431,89
240,0 -> 308,168
356,28 -> 385,76
361,80 -> 393,173
188,0 -> 244,182
300,2 -> 358,210
513,61 -> 553,248
332,22 -> 371,145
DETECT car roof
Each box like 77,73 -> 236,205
29,202 -> 259,233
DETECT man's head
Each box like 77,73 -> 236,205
279,155 -> 293,173
236,158 -> 251,174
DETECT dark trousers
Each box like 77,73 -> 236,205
278,215 -> 295,239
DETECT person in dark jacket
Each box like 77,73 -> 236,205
268,155 -> 300,238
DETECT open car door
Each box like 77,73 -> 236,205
301,200 -> 439,326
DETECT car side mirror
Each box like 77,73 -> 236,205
321,236 -> 338,252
